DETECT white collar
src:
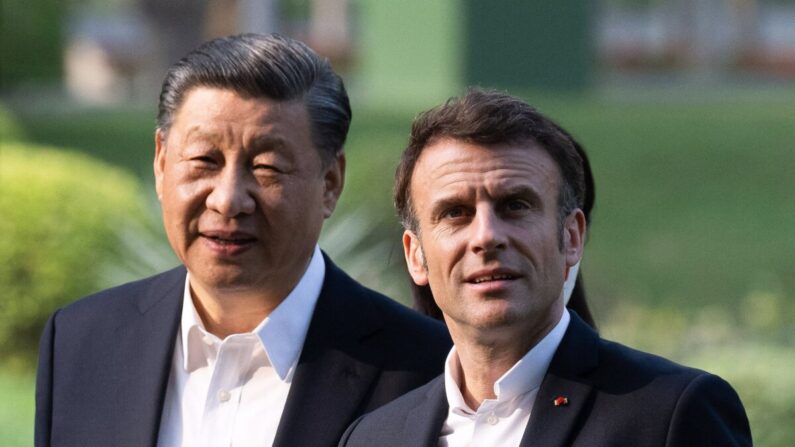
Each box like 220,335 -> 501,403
444,309 -> 571,412
180,245 -> 326,380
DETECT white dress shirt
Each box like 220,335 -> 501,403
439,310 -> 570,447
157,245 -> 325,447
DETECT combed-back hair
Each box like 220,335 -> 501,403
156,33 -> 351,164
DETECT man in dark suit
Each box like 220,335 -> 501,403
340,89 -> 752,446
35,34 -> 450,447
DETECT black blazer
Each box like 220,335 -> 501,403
340,313 -> 752,447
35,255 -> 451,447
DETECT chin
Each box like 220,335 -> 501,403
194,265 -> 258,289
468,305 -> 525,330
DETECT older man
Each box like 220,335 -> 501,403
340,89 -> 751,446
35,34 -> 450,447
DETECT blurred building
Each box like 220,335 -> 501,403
11,0 -> 792,105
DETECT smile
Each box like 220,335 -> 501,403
204,235 -> 256,244
200,231 -> 257,256
471,274 -> 517,283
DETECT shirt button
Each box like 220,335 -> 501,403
202,335 -> 214,346
487,414 -> 498,425
218,390 -> 231,402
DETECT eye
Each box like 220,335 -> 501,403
253,163 -> 279,171
442,206 -> 467,220
190,155 -> 217,168
252,163 -> 283,175
503,199 -> 532,214
507,200 -> 528,210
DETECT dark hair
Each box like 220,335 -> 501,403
394,88 -> 585,235
558,126 -> 597,329
400,88 -> 597,328
156,33 -> 351,164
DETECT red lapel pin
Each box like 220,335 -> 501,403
553,396 -> 569,407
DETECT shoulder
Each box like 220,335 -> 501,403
562,314 -> 714,392
322,256 -> 451,355
51,266 -> 185,327
595,336 -> 719,394
341,376 -> 445,446
586,336 -> 751,445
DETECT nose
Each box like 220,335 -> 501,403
470,206 -> 508,254
206,167 -> 256,217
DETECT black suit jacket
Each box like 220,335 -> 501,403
35,255 -> 452,447
340,313 -> 752,447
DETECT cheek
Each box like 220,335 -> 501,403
161,181 -> 208,231
425,235 -> 466,277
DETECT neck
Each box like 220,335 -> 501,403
453,342 -> 525,409
189,282 -> 282,339
447,309 -> 562,409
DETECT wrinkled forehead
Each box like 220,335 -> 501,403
410,138 -> 561,205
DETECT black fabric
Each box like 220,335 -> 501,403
339,313 -> 752,447
35,255 -> 451,447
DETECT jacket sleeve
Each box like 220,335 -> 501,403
665,372 -> 753,447
337,414 -> 365,447
35,311 -> 57,447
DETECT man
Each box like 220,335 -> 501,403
340,89 -> 752,446
35,34 -> 450,447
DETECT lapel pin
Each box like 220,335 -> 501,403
553,396 -> 569,407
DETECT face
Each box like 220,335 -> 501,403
403,139 -> 585,340
155,87 -> 344,302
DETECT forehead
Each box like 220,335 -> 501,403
409,138 -> 561,207
169,86 -> 310,142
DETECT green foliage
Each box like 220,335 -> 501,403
13,106 -> 157,181
0,143 -> 169,370
685,343 -> 795,446
6,95 -> 794,444
0,0 -> 64,86
0,103 -> 26,141
602,302 -> 795,446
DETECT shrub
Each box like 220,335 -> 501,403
0,103 -> 25,141
0,143 -> 172,370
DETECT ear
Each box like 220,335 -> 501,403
563,208 -> 587,268
154,129 -> 167,201
403,230 -> 429,286
322,152 -> 345,218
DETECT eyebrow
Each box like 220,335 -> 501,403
427,184 -> 544,218
183,127 -> 222,145
497,184 -> 543,203
427,189 -> 474,221
248,134 -> 287,152
182,127 -> 287,152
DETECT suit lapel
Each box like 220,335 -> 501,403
273,257 -> 384,447
519,314 -> 598,447
403,377 -> 449,447
111,267 -> 184,446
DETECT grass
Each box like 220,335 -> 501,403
0,371 -> 35,447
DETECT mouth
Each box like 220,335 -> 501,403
465,269 -> 522,284
470,273 -> 519,284
201,230 -> 256,242
200,230 -> 257,255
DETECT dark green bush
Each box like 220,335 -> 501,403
0,103 -> 25,141
0,0 -> 64,86
0,143 -> 170,369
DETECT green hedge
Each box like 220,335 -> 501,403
0,103 -> 25,141
0,0 -> 63,86
0,143 -> 168,370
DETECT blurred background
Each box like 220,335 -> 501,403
1,0 -> 794,445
